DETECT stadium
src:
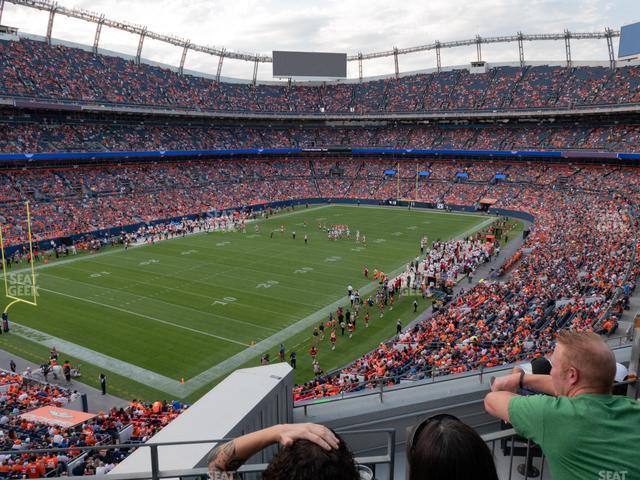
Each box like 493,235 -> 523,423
0,0 -> 638,478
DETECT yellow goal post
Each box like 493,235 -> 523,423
0,202 -> 38,314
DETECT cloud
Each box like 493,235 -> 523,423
2,0 -> 635,80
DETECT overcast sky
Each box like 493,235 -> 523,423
2,0 -> 638,81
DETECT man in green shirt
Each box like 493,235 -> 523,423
485,331 -> 639,480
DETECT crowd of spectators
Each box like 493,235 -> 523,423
1,159 -> 640,249
0,372 -> 72,416
0,369 -> 187,477
3,114 -> 640,153
3,159 -> 639,402
294,185 -> 639,400
1,38 -> 640,114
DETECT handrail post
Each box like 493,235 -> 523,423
628,313 -> 640,400
379,380 -> 384,403
150,444 -> 160,480
389,428 -> 396,480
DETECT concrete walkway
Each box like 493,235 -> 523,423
0,348 -> 127,413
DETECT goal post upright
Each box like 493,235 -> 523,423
0,223 -> 9,298
25,201 -> 38,306
1,202 -> 38,314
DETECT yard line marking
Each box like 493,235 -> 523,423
40,270 -> 281,333
5,205 -> 497,396
5,204 -> 332,277
83,244 -> 339,308
182,215 -> 498,392
36,286 -> 249,347
75,260 -> 330,310
10,322 -> 183,395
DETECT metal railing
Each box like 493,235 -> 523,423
0,429 -> 396,480
294,341 -> 635,415
482,428 -> 548,480
295,362 -> 503,416
3,399 -> 637,479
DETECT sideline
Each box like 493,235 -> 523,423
4,204 -> 332,276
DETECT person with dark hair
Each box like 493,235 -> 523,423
407,414 -> 498,480
208,423 -> 359,480
99,373 -> 107,395
63,360 -> 72,383
289,351 -> 297,369
511,356 -> 552,395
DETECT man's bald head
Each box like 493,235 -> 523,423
553,330 -> 616,395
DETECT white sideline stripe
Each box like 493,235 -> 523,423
10,322 -> 184,396
5,204 -> 331,277
36,286 -> 249,347
6,206 -> 496,397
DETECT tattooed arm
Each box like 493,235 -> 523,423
209,439 -> 246,472
208,423 -> 339,473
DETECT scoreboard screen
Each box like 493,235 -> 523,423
273,51 -> 347,78
619,22 -> 640,58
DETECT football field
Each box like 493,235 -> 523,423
1,205 -> 498,402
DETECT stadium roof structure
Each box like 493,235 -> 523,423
0,0 -> 621,84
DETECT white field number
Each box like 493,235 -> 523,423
373,238 -> 386,244
256,280 -> 279,288
216,241 -> 231,247
139,259 -> 160,266
211,296 -> 237,306
89,271 -> 111,278
325,256 -> 342,262
181,250 -> 198,255
294,267 -> 314,274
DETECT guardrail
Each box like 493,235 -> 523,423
0,429 -> 395,480
482,428 -> 548,480
3,401 -> 636,479
295,342 -> 636,415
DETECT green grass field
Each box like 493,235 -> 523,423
1,205 -> 500,402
